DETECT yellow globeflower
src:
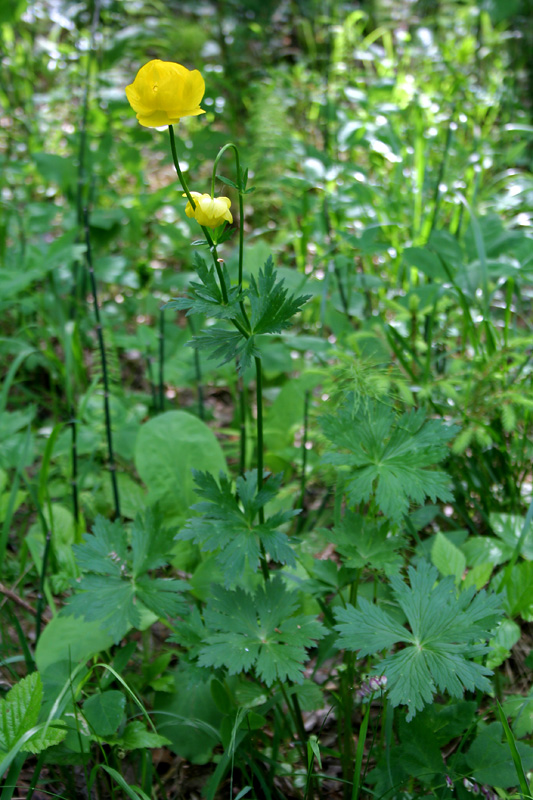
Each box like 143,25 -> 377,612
184,192 -> 233,228
125,59 -> 205,128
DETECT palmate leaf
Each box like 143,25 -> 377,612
199,576 -> 325,684
178,471 -> 297,586
247,256 -> 311,335
164,253 -> 242,321
189,328 -> 260,375
329,510 -> 405,576
63,512 -> 189,643
335,560 -> 502,720
321,400 -> 458,523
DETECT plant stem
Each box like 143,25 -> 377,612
255,356 -> 269,581
211,142 -> 245,287
299,389 -> 310,510
168,126 -> 251,339
70,412 -> 79,526
238,370 -> 246,474
83,207 -> 121,518
158,308 -> 165,412
35,529 -> 51,644
211,143 -> 249,469
278,681 -> 308,765
188,316 -> 205,420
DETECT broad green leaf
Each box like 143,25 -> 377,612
499,561 -> 533,620
0,673 -> 42,752
466,722 -> 533,787
490,512 -> 533,560
431,532 -> 466,584
35,615 -> 114,675
63,512 -> 188,642
134,411 -> 227,525
153,662 -> 222,764
486,618 -> 521,670
178,470 -> 297,586
335,560 -> 502,720
330,510 -> 405,575
199,576 -> 325,685
321,401 -> 457,522
463,562 -> 493,591
114,720 -> 171,750
83,691 -> 125,737
503,692 -> 533,739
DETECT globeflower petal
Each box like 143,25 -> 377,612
125,59 -> 206,128
183,192 -> 233,228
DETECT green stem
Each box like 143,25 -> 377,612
188,316 -> 205,420
255,356 -> 269,581
211,143 -> 249,472
211,142 -> 245,287
158,309 -> 165,412
35,529 -> 51,644
70,412 -> 79,526
168,126 -> 252,341
238,370 -> 246,474
299,389 -> 310,510
278,681 -> 308,765
83,207 -> 121,519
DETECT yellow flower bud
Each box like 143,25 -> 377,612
184,192 -> 233,228
125,60 -> 205,128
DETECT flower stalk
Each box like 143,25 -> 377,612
83,207 -> 121,519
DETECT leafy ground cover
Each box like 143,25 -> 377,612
1,0 -> 533,797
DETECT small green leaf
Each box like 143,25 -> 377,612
114,721 -> 171,751
431,532 -> 466,584
84,691 -> 126,737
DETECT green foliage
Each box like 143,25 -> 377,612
335,561 -> 502,720
199,577 -> 325,685
83,691 -> 125,737
63,512 -> 189,642
0,673 -> 65,757
182,256 -> 310,373
466,721 -> 533,787
327,510 -> 406,575
321,401 -> 458,522
134,410 -> 227,526
177,470 -> 297,585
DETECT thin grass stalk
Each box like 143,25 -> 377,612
83,207 -> 121,518
211,142 -> 248,467
70,413 -> 79,526
158,308 -> 165,412
0,753 -> 25,800
187,316 -> 205,420
299,389 -> 310,510
4,606 -> 34,673
428,106 -> 455,237
25,753 -> 46,800
351,703 -> 371,800
278,681 -> 309,769
145,352 -> 157,411
34,529 -> 51,645
71,0 -> 100,312
496,700 -> 530,798
254,356 -> 270,581
238,371 -> 246,474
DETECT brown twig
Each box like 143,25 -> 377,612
0,582 -> 47,623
